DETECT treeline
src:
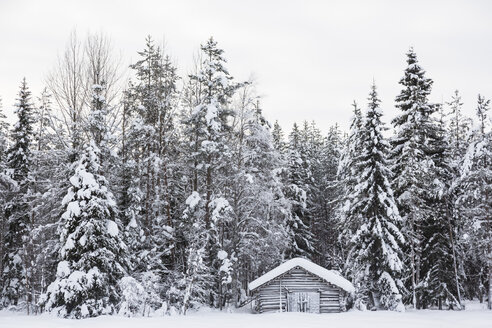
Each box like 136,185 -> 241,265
0,32 -> 490,318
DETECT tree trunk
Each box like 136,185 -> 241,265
410,215 -> 417,309
447,205 -> 462,308
488,263 -> 492,310
205,161 -> 212,228
487,184 -> 491,310
145,147 -> 151,235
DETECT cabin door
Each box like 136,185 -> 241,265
287,292 -> 320,313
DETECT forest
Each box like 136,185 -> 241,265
0,31 -> 490,319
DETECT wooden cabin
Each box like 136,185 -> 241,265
248,258 -> 354,314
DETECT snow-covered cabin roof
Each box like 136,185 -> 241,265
248,257 -> 355,293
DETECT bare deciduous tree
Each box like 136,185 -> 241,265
46,30 -> 124,155
46,30 -> 87,153
85,32 -> 124,144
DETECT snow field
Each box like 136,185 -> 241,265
1,307 -> 491,328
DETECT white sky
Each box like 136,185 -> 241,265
1,0 -> 492,134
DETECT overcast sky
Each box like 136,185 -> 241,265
1,0 -> 491,133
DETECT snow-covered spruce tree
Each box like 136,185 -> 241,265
179,37 -> 241,310
476,94 -> 490,136
0,96 -> 11,286
338,101 -> 364,259
390,48 -> 437,308
315,124 -> 344,269
179,192 -> 215,314
226,84 -> 290,307
0,96 -> 9,159
116,84 -> 146,276
284,123 -> 316,259
23,88 -> 64,314
458,95 -> 492,310
294,120 -> 343,268
272,120 -> 287,154
419,103 -> 463,309
446,90 -> 471,159
301,121 -> 323,261
444,92 -> 471,279
338,101 -> 362,180
117,159 -> 145,275
87,81 -> 120,198
88,83 -> 108,150
1,79 -> 36,309
86,82 -> 119,211
125,36 -> 165,250
121,37 -> 180,309
346,83 -> 405,311
40,142 -> 127,318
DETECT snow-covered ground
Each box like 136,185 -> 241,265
1,303 -> 490,328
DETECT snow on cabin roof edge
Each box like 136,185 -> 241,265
248,257 -> 355,293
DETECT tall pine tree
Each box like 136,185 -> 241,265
1,79 -> 36,308
285,123 -> 315,259
0,96 -> 12,289
346,83 -> 405,311
420,103 -> 463,309
390,48 -> 437,308
180,37 -> 241,310
458,95 -> 492,310
339,101 -> 364,259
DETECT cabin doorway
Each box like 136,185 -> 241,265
287,292 -> 320,313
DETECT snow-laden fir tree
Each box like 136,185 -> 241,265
314,124 -> 343,269
180,37 -> 241,310
226,85 -> 290,307
338,101 -> 364,251
272,120 -> 287,154
301,121 -> 323,259
125,36 -> 164,246
0,96 -> 9,159
88,83 -> 109,150
458,94 -> 492,310
27,88 -> 63,312
1,79 -> 35,308
0,96 -> 12,277
121,37 -> 180,308
419,103 -> 463,309
476,94 -> 490,135
443,92 -> 471,278
40,141 -> 127,318
296,120 -> 343,268
346,83 -> 405,311
22,87 -> 59,314
86,82 -> 119,190
117,84 -> 146,276
446,90 -> 470,159
179,192 -> 215,314
285,123 -> 316,259
390,48 -> 437,308
34,88 -> 56,152
338,101 -> 362,179
41,80 -> 127,317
